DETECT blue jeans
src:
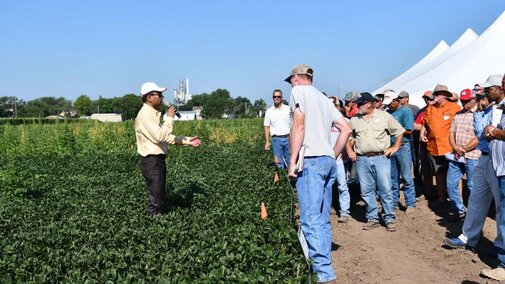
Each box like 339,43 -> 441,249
356,155 -> 395,223
272,136 -> 290,168
390,143 -> 416,208
446,158 -> 476,214
296,156 -> 337,282
496,176 -> 505,267
336,159 -> 350,216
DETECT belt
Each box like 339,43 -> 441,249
144,154 -> 166,158
357,151 -> 385,157
272,134 -> 289,138
481,152 -> 489,156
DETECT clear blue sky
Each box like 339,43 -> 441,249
1,1 -> 504,105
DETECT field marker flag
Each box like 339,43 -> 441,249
260,201 -> 268,220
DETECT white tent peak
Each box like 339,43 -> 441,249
373,40 -> 449,94
377,28 -> 479,94
393,10 -> 505,107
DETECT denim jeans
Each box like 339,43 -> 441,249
459,156 -> 502,248
272,136 -> 290,168
446,158 -> 476,214
356,155 -> 395,223
390,143 -> 416,208
496,176 -> 505,266
336,159 -> 350,216
296,156 -> 337,282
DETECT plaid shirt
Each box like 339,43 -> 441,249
450,108 -> 480,160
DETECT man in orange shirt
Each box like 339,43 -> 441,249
421,84 -> 461,205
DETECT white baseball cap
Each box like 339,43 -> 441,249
382,91 -> 399,105
479,74 -> 503,88
140,82 -> 167,96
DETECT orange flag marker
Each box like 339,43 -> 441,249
273,171 -> 279,184
260,201 -> 268,220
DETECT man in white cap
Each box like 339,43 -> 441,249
135,82 -> 201,215
480,74 -> 505,280
286,64 -> 351,284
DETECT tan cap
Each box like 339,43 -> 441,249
284,64 -> 313,83
432,84 -> 452,97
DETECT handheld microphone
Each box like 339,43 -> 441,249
166,103 -> 182,118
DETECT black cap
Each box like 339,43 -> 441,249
355,92 -> 374,105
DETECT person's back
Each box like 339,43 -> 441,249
290,85 -> 338,157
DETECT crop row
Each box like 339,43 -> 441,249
0,138 -> 310,282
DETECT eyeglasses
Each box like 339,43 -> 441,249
150,92 -> 164,98
273,96 -> 282,99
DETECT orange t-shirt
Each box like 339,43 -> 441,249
423,101 -> 461,156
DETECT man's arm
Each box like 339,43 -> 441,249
449,133 -> 464,155
333,117 -> 352,158
385,133 -> 403,157
463,137 -> 479,152
485,125 -> 505,140
264,126 -> 270,151
288,107 -> 304,179
346,139 -> 356,162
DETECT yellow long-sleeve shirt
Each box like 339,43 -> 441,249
135,103 -> 190,157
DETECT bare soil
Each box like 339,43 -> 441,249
329,184 -> 501,284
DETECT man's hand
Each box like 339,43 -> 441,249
385,146 -> 399,157
167,106 -> 176,118
454,145 -> 465,156
420,133 -> 428,143
264,142 -> 270,151
347,150 -> 357,162
188,136 -> 201,147
288,163 -> 297,180
484,125 -> 496,140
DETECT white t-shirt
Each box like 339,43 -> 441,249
264,104 -> 291,136
289,85 -> 343,157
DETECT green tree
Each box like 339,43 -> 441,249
201,89 -> 234,119
253,99 -> 267,117
74,95 -> 92,116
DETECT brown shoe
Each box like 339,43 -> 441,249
362,220 -> 379,230
481,267 -> 505,281
385,222 -> 397,232
337,215 -> 349,223
405,207 -> 416,215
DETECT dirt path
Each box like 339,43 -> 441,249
330,190 -> 501,284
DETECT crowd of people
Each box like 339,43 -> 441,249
264,64 -> 505,283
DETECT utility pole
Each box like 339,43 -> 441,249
13,96 -> 17,118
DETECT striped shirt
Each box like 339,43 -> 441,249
450,108 -> 480,160
264,104 -> 291,136
489,99 -> 505,176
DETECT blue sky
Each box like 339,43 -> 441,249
1,1 -> 504,105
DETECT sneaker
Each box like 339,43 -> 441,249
385,222 -> 397,232
362,220 -> 379,230
443,237 -> 466,249
337,215 -> 349,223
405,207 -> 416,215
448,212 -> 466,223
489,246 -> 503,259
481,267 -> 505,281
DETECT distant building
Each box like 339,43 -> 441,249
90,113 -> 122,122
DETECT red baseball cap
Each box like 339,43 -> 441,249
459,88 -> 474,101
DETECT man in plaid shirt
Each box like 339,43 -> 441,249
446,88 -> 479,221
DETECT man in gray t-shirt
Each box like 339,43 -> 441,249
285,64 -> 351,283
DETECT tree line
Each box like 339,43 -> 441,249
0,89 -> 267,120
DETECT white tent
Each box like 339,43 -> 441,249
377,11 -> 505,108
376,40 -> 449,95
377,28 -> 478,99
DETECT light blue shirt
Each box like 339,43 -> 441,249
389,105 -> 413,144
474,106 -> 493,153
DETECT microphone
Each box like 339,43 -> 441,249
166,103 -> 181,118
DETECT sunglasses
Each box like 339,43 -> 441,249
273,96 -> 282,99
